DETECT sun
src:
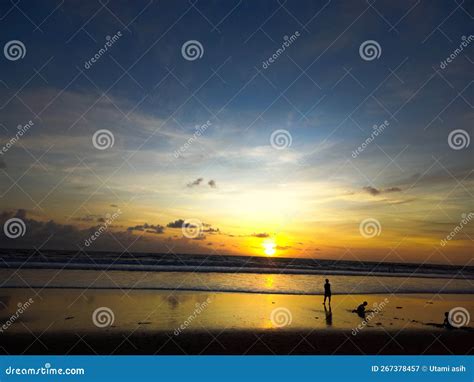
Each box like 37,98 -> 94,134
263,241 -> 276,256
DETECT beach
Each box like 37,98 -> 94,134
0,288 -> 472,355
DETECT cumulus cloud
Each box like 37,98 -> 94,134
362,186 -> 402,196
251,232 -> 270,238
384,187 -> 402,193
167,219 -> 185,228
167,219 -> 220,234
127,223 -> 164,234
186,178 -> 217,189
203,226 -> 219,233
363,186 -> 381,196
186,178 -> 203,188
0,209 -> 221,254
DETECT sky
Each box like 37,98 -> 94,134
0,0 -> 472,265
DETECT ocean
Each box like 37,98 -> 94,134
0,249 -> 472,295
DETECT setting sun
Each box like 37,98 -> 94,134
263,240 -> 276,256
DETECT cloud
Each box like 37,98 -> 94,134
251,232 -> 270,238
203,226 -> 219,234
384,187 -> 402,193
362,186 -> 381,196
0,209 -> 224,255
167,219 -> 185,228
186,178 -> 203,188
208,179 -> 217,188
127,223 -> 164,234
73,214 -> 103,223
362,186 -> 402,196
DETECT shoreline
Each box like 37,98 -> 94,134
1,285 -> 474,296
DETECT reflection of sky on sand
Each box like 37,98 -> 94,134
0,289 -> 472,334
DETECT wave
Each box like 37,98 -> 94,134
1,260 -> 473,280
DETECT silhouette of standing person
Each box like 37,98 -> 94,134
323,279 -> 332,305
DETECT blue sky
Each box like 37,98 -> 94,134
0,0 -> 472,264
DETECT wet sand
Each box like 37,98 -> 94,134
0,289 -> 472,354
